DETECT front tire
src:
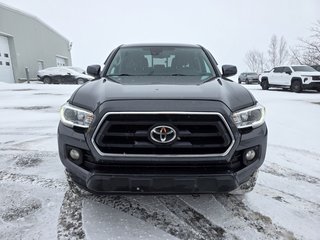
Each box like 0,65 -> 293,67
291,80 -> 302,93
43,76 -> 52,84
77,78 -> 85,85
261,79 -> 269,90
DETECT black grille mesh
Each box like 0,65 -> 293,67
94,113 -> 233,155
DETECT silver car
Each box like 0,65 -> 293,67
238,72 -> 259,84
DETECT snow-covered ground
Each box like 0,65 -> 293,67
0,82 -> 319,240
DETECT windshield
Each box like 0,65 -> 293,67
292,66 -> 317,72
106,46 -> 216,79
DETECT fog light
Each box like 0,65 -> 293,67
245,149 -> 256,161
70,149 -> 80,160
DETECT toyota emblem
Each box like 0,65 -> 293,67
150,125 -> 177,144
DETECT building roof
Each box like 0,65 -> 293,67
0,2 -> 70,43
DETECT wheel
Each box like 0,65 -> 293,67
238,78 -> 241,84
43,76 -> 52,84
261,79 -> 269,90
291,80 -> 302,93
77,78 -> 85,84
229,171 -> 259,195
245,79 -> 249,84
56,76 -> 63,84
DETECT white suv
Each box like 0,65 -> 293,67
259,65 -> 320,92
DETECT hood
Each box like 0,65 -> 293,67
298,71 -> 320,76
70,76 -> 256,112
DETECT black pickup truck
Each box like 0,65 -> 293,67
58,44 -> 267,194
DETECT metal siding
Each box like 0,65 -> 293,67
0,4 -> 72,82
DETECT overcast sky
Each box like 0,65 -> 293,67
1,0 -> 319,72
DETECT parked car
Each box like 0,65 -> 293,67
37,66 -> 94,84
311,65 -> 320,72
58,43 -> 267,195
259,65 -> 320,92
238,72 -> 259,84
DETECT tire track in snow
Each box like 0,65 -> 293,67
157,195 -> 238,240
257,183 -> 320,210
0,169 -> 85,240
90,194 -> 205,240
7,136 -> 54,148
0,170 -> 82,239
0,147 -> 53,152
58,178 -> 206,240
0,149 -> 58,157
216,195 -> 297,240
57,181 -> 86,240
261,163 -> 320,185
0,171 -> 67,189
269,144 -> 320,159
0,132 -> 56,136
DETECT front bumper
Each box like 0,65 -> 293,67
247,79 -> 259,84
58,121 -> 268,194
303,81 -> 320,90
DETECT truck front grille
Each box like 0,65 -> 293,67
93,112 -> 234,156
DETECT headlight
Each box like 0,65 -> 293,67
232,104 -> 265,129
60,103 -> 94,128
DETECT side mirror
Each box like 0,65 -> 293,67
87,65 -> 101,78
222,65 -> 237,77
285,71 -> 291,75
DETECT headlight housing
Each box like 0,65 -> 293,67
60,103 -> 94,128
232,104 -> 265,129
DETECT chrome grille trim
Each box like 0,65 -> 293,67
91,112 -> 235,157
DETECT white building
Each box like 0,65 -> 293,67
0,3 -> 72,83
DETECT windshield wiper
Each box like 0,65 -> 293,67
104,76 -> 121,84
171,73 -> 188,76
107,73 -> 134,76
201,76 -> 219,84
171,73 -> 206,76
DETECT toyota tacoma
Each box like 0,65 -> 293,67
58,44 -> 267,194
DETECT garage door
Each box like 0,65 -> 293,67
0,36 -> 14,83
56,56 -> 67,67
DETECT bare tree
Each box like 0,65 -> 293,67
244,34 -> 290,72
268,35 -> 278,68
290,20 -> 320,65
245,50 -> 266,73
278,36 -> 289,65
257,51 -> 266,72
289,47 -> 304,65
267,35 -> 289,67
